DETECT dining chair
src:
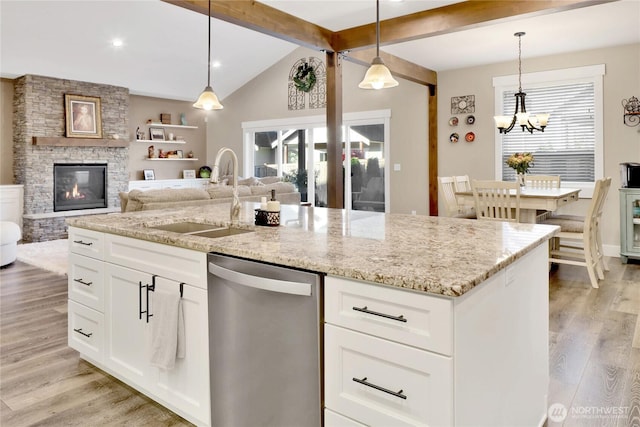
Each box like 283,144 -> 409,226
472,180 -> 521,222
540,177 -> 612,288
453,175 -> 472,192
524,175 -> 561,189
438,176 -> 475,218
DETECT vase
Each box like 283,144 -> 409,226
517,173 -> 526,188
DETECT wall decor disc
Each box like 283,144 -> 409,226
466,115 -> 475,125
449,116 -> 459,126
465,132 -> 475,142
449,133 -> 459,143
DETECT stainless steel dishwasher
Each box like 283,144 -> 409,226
207,253 -> 322,427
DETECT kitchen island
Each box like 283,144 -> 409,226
66,202 -> 558,426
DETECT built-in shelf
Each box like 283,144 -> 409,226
145,158 -> 199,161
136,139 -> 186,144
32,136 -> 129,147
145,123 -> 198,129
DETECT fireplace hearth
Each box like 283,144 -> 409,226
54,163 -> 107,212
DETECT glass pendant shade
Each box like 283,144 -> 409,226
359,57 -> 399,90
193,85 -> 223,110
193,0 -> 223,110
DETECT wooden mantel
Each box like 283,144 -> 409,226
32,137 -> 129,148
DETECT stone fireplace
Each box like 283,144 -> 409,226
13,75 -> 130,242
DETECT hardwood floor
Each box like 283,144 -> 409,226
547,259 -> 640,427
0,261 -> 193,426
1,258 -> 639,426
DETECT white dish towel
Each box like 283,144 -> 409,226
150,287 -> 185,370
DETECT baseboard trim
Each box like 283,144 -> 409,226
603,244 -> 620,258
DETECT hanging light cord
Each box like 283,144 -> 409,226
376,0 -> 380,57
206,0 -> 211,87
517,32 -> 523,92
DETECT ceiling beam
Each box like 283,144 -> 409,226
332,0 -> 618,52
163,0 -> 334,51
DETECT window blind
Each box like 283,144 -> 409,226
501,82 -> 595,182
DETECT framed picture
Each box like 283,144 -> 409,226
149,127 -> 165,141
65,94 -> 102,138
176,150 -> 184,159
183,169 -> 196,179
143,169 -> 155,180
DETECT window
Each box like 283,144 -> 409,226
494,65 -> 604,197
242,110 -> 391,211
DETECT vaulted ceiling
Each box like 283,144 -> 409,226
1,1 -> 638,101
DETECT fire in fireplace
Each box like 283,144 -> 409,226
54,163 -> 107,212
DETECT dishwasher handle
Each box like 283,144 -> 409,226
209,262 -> 312,296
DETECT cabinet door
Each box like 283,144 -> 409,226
104,263 -> 152,389
151,277 -> 210,426
623,191 -> 640,256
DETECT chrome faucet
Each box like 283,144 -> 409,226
211,147 -> 240,225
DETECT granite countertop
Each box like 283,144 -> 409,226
67,202 -> 559,297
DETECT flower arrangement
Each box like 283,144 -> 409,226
506,152 -> 534,174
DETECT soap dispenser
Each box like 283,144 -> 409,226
267,189 -> 280,212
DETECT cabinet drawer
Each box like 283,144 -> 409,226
68,227 -> 104,260
68,253 -> 104,311
68,300 -> 104,363
105,234 -> 207,289
325,276 -> 452,355
325,409 -> 366,427
325,325 -> 453,427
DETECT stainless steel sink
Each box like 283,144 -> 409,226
147,222 -> 253,238
147,222 -> 221,234
190,228 -> 254,238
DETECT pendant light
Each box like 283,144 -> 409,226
193,0 -> 223,110
494,32 -> 549,134
358,0 -> 399,90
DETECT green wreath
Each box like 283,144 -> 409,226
293,62 -> 316,93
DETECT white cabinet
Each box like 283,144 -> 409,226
68,228 -> 106,364
68,226 -> 210,427
104,264 -> 150,386
324,243 -> 549,427
325,324 -> 453,426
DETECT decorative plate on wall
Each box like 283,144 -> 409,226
466,115 -> 475,125
449,133 -> 460,143
449,117 -> 459,126
465,132 -> 475,142
451,95 -> 475,114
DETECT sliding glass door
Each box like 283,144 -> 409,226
244,110 -> 390,211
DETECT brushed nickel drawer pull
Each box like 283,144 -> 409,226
352,305 -> 407,323
73,240 -> 93,246
353,377 -> 407,400
73,278 -> 92,286
73,328 -> 92,338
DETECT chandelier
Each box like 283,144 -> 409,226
358,0 -> 399,90
494,32 -> 548,134
193,0 -> 223,110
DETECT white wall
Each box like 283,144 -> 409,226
208,47 -> 430,215
437,43 -> 640,252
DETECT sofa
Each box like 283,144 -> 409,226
119,177 -> 300,212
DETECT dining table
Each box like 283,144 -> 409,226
455,186 -> 581,223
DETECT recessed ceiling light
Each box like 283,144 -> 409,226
112,39 -> 123,47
